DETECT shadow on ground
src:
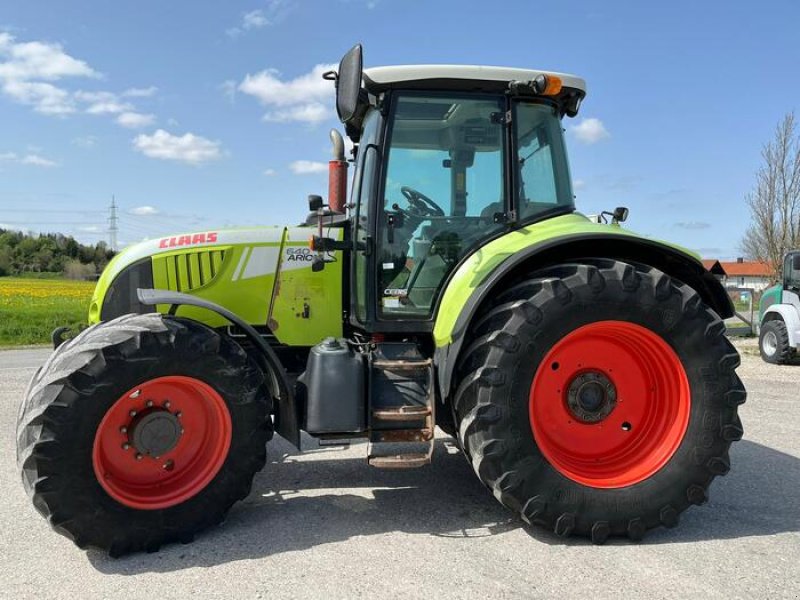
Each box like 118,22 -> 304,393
89,437 -> 799,573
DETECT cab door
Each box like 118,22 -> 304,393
349,108 -> 383,325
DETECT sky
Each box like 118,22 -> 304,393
0,0 -> 798,259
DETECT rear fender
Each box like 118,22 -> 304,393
434,232 -> 734,399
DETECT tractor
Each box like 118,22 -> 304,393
758,250 -> 800,363
16,45 -> 746,556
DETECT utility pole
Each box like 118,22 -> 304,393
108,195 -> 118,251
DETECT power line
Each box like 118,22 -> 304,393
0,221 -> 106,225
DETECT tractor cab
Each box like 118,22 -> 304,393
312,44 -> 586,331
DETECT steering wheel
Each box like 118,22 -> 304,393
401,186 -> 445,217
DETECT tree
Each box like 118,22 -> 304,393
741,112 -> 800,281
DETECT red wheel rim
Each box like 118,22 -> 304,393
529,321 -> 690,488
92,376 -> 232,510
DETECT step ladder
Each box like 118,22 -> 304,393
367,358 -> 435,469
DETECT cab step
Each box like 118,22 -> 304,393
371,406 -> 431,421
367,453 -> 431,469
367,344 -> 435,469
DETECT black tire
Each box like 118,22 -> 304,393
453,259 -> 746,543
759,319 -> 792,364
16,313 -> 272,556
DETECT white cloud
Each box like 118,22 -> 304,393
0,33 -> 96,115
263,168 -> 277,176
220,79 -> 237,104
79,225 -> 100,232
675,221 -> 711,230
0,33 -> 97,81
0,150 -> 58,167
122,86 -> 157,98
226,1 -> 293,38
77,91 -> 134,115
116,111 -> 155,128
20,153 -> 58,167
239,63 -> 336,124
263,102 -> 330,124
2,79 -> 75,114
290,160 -> 327,174
243,9 -> 269,29
573,179 -> 586,191
0,34 -> 161,129
571,118 -> 610,144
130,205 -> 160,216
132,129 -> 223,165
72,135 -> 98,148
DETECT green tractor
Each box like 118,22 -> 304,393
758,250 -> 800,364
17,45 -> 746,555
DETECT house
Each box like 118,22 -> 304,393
701,259 -> 726,280
717,258 -> 774,292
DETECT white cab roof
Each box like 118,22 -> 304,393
363,65 -> 586,93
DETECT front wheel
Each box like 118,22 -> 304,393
16,313 -> 272,556
453,260 -> 746,543
759,319 -> 793,364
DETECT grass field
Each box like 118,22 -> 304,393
0,277 -> 94,346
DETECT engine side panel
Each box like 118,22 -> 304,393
90,226 -> 344,347
268,227 -> 344,346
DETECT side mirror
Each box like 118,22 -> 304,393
308,194 -> 324,212
612,207 -> 629,223
792,254 -> 800,271
333,44 -> 363,124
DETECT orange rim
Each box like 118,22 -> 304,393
529,321 -> 690,488
92,376 -> 232,510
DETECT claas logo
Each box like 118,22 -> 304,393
158,232 -> 218,249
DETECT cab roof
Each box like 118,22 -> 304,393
363,65 -> 586,95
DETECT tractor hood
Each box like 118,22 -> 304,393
88,225 -> 344,346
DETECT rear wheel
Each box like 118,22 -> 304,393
759,319 -> 792,364
453,260 -> 746,542
17,313 -> 271,556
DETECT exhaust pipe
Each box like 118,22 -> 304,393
328,129 -> 348,214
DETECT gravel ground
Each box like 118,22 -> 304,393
0,341 -> 798,600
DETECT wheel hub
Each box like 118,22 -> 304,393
566,371 -> 617,423
529,320 -> 691,489
763,330 -> 778,356
129,409 -> 182,457
92,375 -> 232,510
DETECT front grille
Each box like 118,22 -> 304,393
163,250 -> 226,292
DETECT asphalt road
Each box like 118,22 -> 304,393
0,343 -> 798,599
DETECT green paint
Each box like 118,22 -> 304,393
432,212 -> 697,347
759,284 -> 783,322
89,227 -> 343,347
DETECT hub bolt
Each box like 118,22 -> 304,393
120,426 -> 127,434
129,410 -> 137,417
164,401 -> 171,409
122,442 -> 131,450
163,459 -> 175,471
146,400 -> 154,408
175,411 -> 182,418
135,453 -> 143,461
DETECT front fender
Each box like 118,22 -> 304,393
138,289 -> 300,448
764,304 -> 800,348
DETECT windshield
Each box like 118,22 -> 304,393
378,94 -> 506,319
